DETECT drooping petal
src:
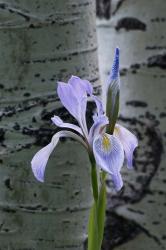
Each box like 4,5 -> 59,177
114,124 -> 138,169
31,130 -> 87,182
51,115 -> 83,136
93,133 -> 124,176
57,82 -> 79,120
88,115 -> 108,146
111,172 -> 123,191
31,142 -> 56,183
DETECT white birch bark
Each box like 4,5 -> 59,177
0,1 -> 99,249
97,0 -> 166,249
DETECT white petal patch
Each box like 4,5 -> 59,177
93,133 -> 124,175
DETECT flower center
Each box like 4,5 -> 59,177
102,134 -> 111,151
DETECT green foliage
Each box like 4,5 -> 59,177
88,169 -> 107,250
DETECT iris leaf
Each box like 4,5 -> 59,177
97,172 -> 106,249
88,202 -> 99,250
88,171 -> 106,250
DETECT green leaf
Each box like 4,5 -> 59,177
88,164 -> 106,250
97,172 -> 106,248
88,202 -> 99,250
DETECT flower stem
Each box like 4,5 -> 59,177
90,156 -> 99,202
88,156 -> 107,250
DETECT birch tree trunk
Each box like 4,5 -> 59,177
97,0 -> 166,249
0,1 -> 99,250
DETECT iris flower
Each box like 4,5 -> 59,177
31,48 -> 138,191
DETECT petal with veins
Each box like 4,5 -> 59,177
114,124 -> 138,169
57,79 -> 89,136
57,82 -> 79,120
93,133 -> 124,176
88,115 -> 108,146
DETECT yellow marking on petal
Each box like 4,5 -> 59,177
102,134 -> 111,151
114,126 -> 120,136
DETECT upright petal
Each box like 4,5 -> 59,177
82,79 -> 93,95
93,133 -> 124,176
114,124 -> 138,169
79,96 -> 89,138
31,130 -> 87,182
69,76 -> 93,96
68,76 -> 91,137
57,78 -> 89,137
51,115 -> 83,136
57,82 -> 79,119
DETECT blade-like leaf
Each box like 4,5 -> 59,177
88,202 -> 99,250
97,172 -> 106,248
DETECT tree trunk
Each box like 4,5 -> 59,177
97,0 -> 166,249
0,1 -> 99,249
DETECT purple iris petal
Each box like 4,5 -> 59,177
31,131 -> 87,182
93,133 -> 124,189
51,115 -> 83,136
57,82 -> 80,120
68,76 -> 91,135
31,139 -> 58,183
69,76 -> 93,96
82,79 -> 93,95
88,115 -> 108,146
79,96 -> 89,138
57,77 -> 90,137
114,124 -> 138,169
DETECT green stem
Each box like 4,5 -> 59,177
88,155 -> 107,250
89,155 -> 99,202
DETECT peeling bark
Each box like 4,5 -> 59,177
96,0 -> 112,19
97,0 -> 166,249
0,1 -> 99,249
